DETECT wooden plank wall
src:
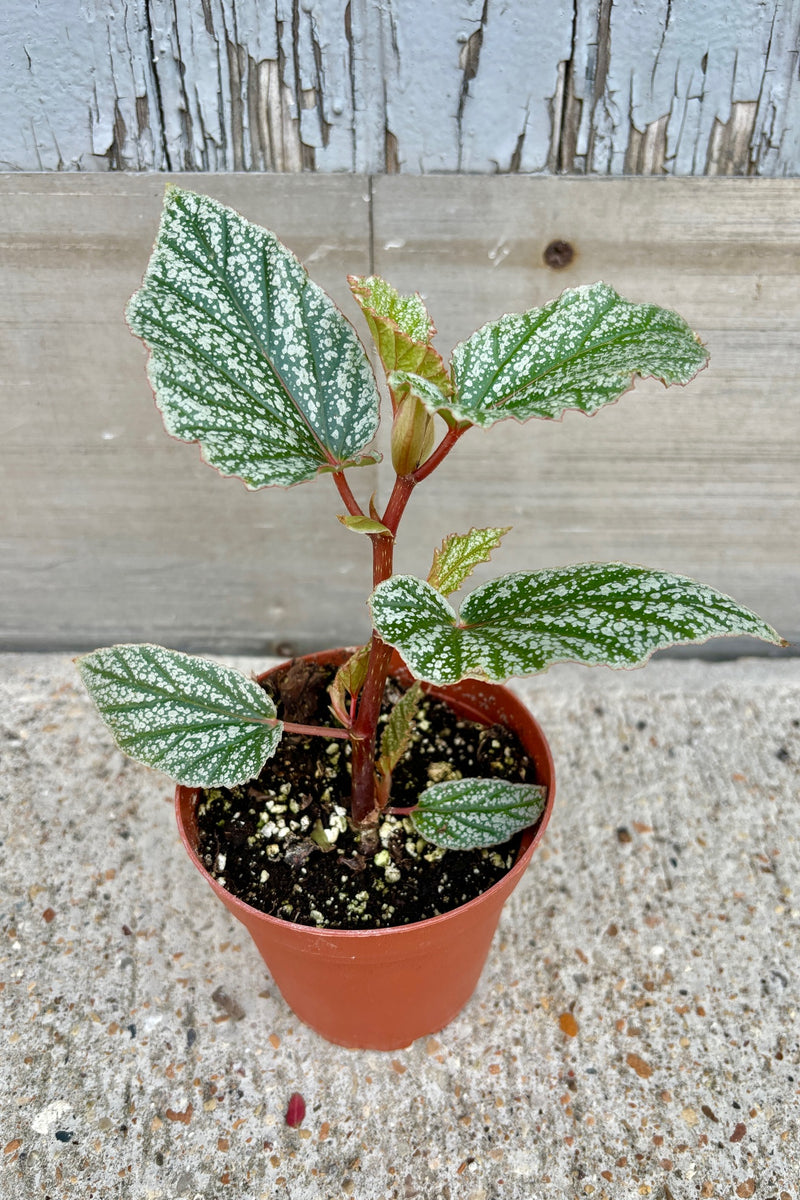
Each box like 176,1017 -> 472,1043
1,175 -> 798,653
2,0 -> 799,176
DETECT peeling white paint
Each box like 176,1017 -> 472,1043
1,0 -> 798,173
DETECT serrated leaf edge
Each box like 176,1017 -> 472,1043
370,567 -> 784,686
378,680 -> 424,776
411,778 -> 547,849
126,186 -> 382,490
75,643 -> 284,787
442,283 -> 710,428
428,526 -> 512,596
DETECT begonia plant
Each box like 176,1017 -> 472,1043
77,187 -> 784,852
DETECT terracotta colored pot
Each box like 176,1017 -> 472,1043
175,649 -> 556,1050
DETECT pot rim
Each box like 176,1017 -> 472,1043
175,648 -> 556,941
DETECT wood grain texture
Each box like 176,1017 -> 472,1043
1,174 -> 798,651
0,174 -> 378,652
2,0 -> 799,175
372,176 -> 800,647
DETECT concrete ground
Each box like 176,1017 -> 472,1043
1,653 -> 798,1200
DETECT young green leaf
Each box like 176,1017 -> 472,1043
388,369 -> 452,413
369,566 -> 785,686
349,275 -> 451,399
76,644 -> 283,787
337,514 -> 392,536
412,779 -> 546,850
126,186 -> 381,489
401,283 -> 709,428
428,526 -> 512,597
335,644 -> 371,697
328,643 -> 371,725
378,681 -> 424,777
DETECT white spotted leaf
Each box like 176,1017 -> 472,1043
405,282 -> 709,427
369,566 -> 784,686
349,275 -> 451,400
412,779 -> 546,850
428,526 -> 511,597
126,186 -> 381,488
76,644 -> 283,787
389,369 -> 451,413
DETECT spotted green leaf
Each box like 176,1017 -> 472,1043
369,566 -> 784,686
378,681 -> 424,777
412,779 -> 546,850
428,526 -> 511,597
349,275 -> 451,399
76,644 -> 283,787
126,186 -> 381,488
402,282 -> 709,428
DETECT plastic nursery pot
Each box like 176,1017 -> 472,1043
175,648 -> 556,1051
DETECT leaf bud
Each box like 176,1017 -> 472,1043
391,395 -> 435,475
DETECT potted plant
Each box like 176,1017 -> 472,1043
77,187 -> 784,1050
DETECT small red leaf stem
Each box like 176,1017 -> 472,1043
330,467 -> 365,517
412,423 -> 467,483
279,720 -> 350,739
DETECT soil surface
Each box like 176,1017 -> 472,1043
195,659 -> 542,930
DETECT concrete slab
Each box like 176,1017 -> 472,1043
1,653 -> 798,1199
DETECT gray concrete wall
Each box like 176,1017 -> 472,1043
2,0 -> 800,175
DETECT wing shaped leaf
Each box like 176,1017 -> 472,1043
126,186 -> 381,488
428,526 -> 511,596
416,282 -> 708,428
349,275 -> 450,398
412,779 -> 546,850
370,566 -> 784,686
337,514 -> 392,536
76,644 -> 282,787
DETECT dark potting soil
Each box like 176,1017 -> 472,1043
195,659 -> 542,930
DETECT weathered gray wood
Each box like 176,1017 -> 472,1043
0,174 -> 378,652
2,1 -> 799,175
2,174 -> 798,652
372,176 -> 800,646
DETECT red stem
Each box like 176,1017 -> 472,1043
340,424 -> 468,826
412,424 -> 466,483
349,473 -> 417,824
349,635 -> 395,823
